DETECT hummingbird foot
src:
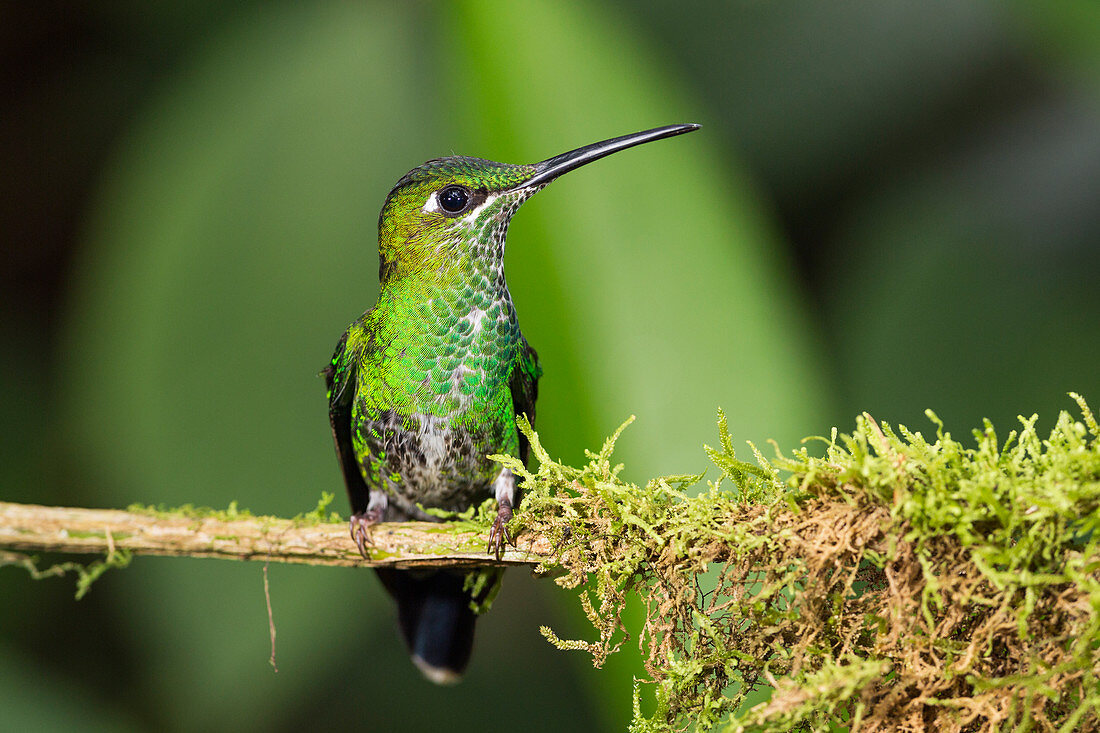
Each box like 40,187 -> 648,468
487,497 -> 515,560
349,507 -> 384,558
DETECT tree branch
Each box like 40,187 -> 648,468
0,501 -> 553,569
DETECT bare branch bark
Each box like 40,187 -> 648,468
0,501 -> 552,569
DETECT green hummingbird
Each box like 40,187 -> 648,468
324,123 -> 700,683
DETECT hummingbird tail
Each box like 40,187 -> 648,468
374,568 -> 477,684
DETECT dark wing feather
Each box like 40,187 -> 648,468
509,338 -> 542,467
324,328 -> 371,515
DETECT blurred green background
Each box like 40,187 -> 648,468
2,1 -> 1098,730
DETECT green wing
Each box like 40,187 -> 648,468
324,326 -> 371,515
509,339 -> 542,466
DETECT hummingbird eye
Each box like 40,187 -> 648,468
437,185 -> 471,215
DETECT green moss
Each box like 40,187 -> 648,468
2,546 -> 132,600
125,499 -> 255,521
289,491 -> 345,525
125,494 -> 346,526
502,394 -> 1100,732
422,496 -> 499,525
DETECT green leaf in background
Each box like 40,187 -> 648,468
445,0 -> 828,473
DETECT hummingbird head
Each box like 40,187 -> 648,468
377,158 -> 538,283
376,124 -> 700,285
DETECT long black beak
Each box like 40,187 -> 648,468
510,123 -> 700,191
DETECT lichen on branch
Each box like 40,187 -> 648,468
501,394 -> 1100,732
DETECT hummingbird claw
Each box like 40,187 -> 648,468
349,508 -> 383,559
487,498 -> 515,560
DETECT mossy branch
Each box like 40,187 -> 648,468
5,394 -> 1099,732
0,500 -> 552,571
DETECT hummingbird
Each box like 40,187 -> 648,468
324,123 -> 700,684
